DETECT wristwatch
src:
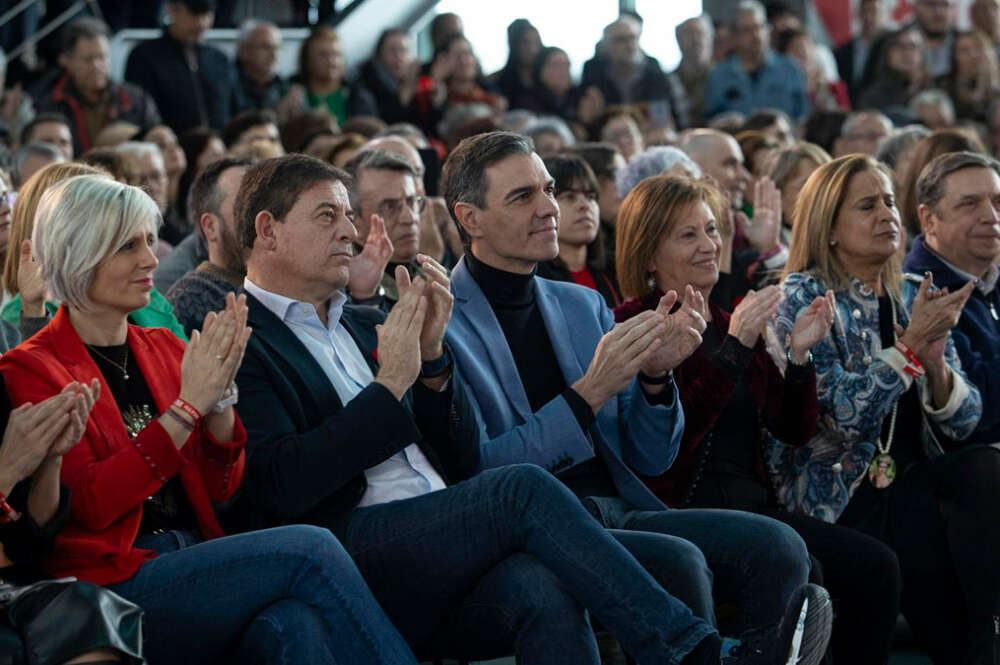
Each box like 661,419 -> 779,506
213,384 -> 239,413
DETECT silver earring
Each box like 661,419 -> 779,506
829,239 -> 838,247
646,273 -> 657,290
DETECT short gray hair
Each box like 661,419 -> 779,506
916,151 -> 1000,212
14,143 -> 63,186
114,140 -> 164,169
499,110 -> 537,134
343,149 -> 418,212
523,116 -> 576,148
237,18 -> 278,45
841,110 -> 893,138
875,125 -> 931,169
910,89 -> 956,126
735,0 -> 767,23
617,146 -> 701,199
32,174 -> 161,311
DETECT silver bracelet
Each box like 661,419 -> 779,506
213,384 -> 239,413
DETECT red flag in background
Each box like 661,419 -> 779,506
813,0 -> 853,45
810,0 -> 969,46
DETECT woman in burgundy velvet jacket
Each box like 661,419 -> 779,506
613,175 -> 902,665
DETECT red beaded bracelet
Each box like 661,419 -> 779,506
0,491 -> 21,524
172,398 -> 202,424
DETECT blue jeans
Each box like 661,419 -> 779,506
585,496 -> 811,633
344,464 -> 716,665
108,525 -> 418,665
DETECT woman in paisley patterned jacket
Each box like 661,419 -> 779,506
774,154 -> 992,665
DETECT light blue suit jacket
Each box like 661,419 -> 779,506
447,256 -> 684,510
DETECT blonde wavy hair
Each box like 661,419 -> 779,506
783,154 -> 901,298
3,162 -> 107,294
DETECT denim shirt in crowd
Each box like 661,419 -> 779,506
766,271 -> 981,522
704,51 -> 810,120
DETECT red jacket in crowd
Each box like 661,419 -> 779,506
0,306 -> 246,586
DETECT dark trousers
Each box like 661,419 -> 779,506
839,444 -> 1000,665
108,526 -> 418,665
691,474 -> 901,665
343,464 -> 716,665
583,495 -> 811,634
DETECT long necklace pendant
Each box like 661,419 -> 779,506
868,453 -> 896,489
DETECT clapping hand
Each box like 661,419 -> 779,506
374,268 -> 428,400
729,285 -> 782,349
741,177 -> 782,254
0,381 -> 100,491
180,293 -> 252,416
348,214 -> 393,300
899,274 -> 975,370
789,290 -> 836,362
641,286 -> 708,375
572,310 -> 669,413
408,254 -> 453,362
47,379 -> 100,458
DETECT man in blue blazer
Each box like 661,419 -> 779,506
443,131 -> 830,659
227,154 -> 754,665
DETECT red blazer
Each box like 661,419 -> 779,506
0,306 -> 246,586
615,295 -> 818,507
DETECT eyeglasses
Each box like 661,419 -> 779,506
376,195 -> 426,219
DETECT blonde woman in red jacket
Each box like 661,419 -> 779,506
0,174 -> 421,665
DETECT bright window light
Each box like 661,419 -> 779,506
433,1 -> 704,79
434,0 -> 619,78
633,0 -> 704,71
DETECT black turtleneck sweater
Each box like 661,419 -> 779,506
466,252 -> 619,498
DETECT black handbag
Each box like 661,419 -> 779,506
0,580 -> 143,665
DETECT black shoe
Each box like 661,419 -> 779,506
722,584 -> 832,665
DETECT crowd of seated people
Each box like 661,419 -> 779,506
0,0 -> 997,663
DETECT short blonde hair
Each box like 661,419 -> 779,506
765,141 -> 832,190
3,162 -> 106,294
783,154 -> 901,297
32,175 -> 161,311
615,175 -> 728,300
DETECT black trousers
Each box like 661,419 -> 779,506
690,474 -> 901,665
838,444 -> 1000,665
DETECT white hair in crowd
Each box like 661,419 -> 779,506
616,146 -> 702,199
909,89 -> 957,127
523,116 -> 576,147
735,0 -> 767,23
32,174 -> 160,311
114,141 -> 165,169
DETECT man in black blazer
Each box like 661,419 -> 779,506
834,0 -> 889,102
124,0 -> 244,132
227,154 -> 747,665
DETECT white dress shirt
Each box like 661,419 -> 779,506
244,278 -> 447,507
